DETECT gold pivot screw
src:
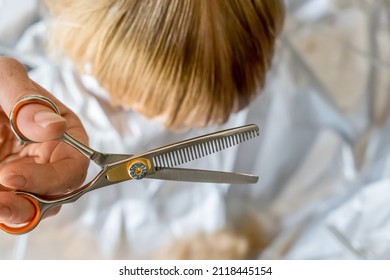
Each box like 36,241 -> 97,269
128,159 -> 150,180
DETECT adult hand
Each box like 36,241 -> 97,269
0,57 -> 89,226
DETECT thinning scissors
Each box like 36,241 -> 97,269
0,95 -> 259,235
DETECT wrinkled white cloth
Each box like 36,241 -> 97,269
0,0 -> 390,259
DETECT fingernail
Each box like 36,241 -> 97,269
0,173 -> 26,188
0,206 -> 11,221
34,111 -> 66,128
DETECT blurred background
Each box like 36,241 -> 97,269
1,0 -> 390,259
260,0 -> 390,259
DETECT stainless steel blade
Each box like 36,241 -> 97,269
148,167 -> 259,184
138,124 -> 260,168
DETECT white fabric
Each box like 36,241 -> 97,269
1,0 -> 390,259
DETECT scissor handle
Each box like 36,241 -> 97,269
0,193 -> 42,235
9,95 -> 100,164
9,95 -> 60,145
0,95 -> 58,234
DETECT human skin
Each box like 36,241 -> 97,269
0,57 -> 89,225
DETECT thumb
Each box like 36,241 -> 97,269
0,57 -> 67,142
16,103 -> 67,142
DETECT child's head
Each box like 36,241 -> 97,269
45,0 -> 284,130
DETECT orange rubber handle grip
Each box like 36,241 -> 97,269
0,194 -> 42,235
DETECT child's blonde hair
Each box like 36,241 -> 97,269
45,0 -> 284,130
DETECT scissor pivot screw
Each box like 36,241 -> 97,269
129,162 -> 147,180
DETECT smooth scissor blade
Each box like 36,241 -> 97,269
148,168 -> 258,184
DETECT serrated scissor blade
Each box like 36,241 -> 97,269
141,124 -> 260,168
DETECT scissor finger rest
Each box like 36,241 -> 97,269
0,193 -> 42,235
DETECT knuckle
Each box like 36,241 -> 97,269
0,56 -> 25,71
0,57 -> 33,109
0,57 -> 29,86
